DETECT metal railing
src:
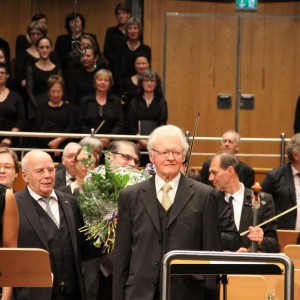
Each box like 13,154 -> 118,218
0,131 -> 289,165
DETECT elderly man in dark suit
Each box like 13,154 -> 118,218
209,152 -> 279,253
200,129 -> 255,189
14,150 -> 85,300
55,142 -> 81,188
262,133 -> 300,230
113,125 -> 221,300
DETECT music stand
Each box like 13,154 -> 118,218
0,248 -> 52,287
162,250 -> 294,300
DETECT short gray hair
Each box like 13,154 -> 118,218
287,133 -> 300,163
147,125 -> 189,153
222,129 -> 241,144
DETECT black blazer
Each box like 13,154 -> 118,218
238,188 -> 279,252
55,168 -> 67,189
113,175 -> 220,300
262,163 -> 297,229
14,187 -> 85,300
201,159 -> 255,189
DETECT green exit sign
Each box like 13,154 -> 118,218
236,0 -> 258,10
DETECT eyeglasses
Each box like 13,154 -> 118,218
76,158 -> 96,167
31,167 -> 56,176
151,149 -> 184,159
111,152 -> 140,166
143,79 -> 156,83
30,31 -> 43,36
0,164 -> 15,171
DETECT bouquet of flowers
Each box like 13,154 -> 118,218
78,156 -> 151,253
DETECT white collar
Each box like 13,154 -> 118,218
27,186 -> 57,201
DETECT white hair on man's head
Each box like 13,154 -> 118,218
147,125 -> 189,152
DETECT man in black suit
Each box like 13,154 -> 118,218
200,129 -> 255,189
14,150 -> 85,299
262,133 -> 300,230
55,142 -> 81,188
209,152 -> 279,253
113,125 -> 221,300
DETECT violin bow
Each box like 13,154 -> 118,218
185,112 -> 200,177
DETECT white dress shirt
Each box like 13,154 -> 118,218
225,183 -> 245,231
155,173 -> 181,205
28,186 -> 60,227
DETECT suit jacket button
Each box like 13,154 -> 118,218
151,283 -> 156,287
154,261 -> 159,265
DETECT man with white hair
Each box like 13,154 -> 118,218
14,150 -> 85,300
113,125 -> 220,300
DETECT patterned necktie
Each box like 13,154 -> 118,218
161,183 -> 172,211
38,197 -> 59,228
228,195 -> 235,220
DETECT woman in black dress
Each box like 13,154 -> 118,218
0,148 -> 19,299
127,69 -> 168,165
26,37 -> 61,115
113,17 -> 151,95
0,63 -> 25,148
37,74 -> 76,161
80,69 -> 123,148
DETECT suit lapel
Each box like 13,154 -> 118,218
18,188 -> 50,251
285,164 -> 297,205
141,178 -> 161,235
239,188 -> 253,232
56,190 -> 78,259
168,175 -> 194,228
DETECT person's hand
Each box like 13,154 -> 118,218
11,127 -> 19,132
21,79 -> 26,87
48,138 -> 63,150
236,247 -> 250,252
138,139 -> 148,149
0,139 -> 12,147
247,226 -> 264,245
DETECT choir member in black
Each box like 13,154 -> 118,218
15,13 -> 47,57
120,54 -> 150,132
0,63 -> 25,148
113,17 -> 151,95
37,75 -> 76,161
54,12 -> 99,76
14,21 -> 59,91
79,69 -> 123,148
294,96 -> 300,133
65,34 -> 106,85
127,69 -> 167,165
0,37 -> 10,63
26,37 -> 61,119
67,45 -> 101,107
0,48 -> 16,91
103,3 -> 131,70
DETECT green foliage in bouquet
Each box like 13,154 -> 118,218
78,152 -> 151,253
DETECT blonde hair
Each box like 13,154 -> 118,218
94,69 -> 114,87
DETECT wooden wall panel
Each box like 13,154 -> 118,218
144,0 -> 300,169
165,15 -> 238,166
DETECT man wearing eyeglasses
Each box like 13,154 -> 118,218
55,142 -> 81,188
14,150 -> 86,300
108,140 -> 140,168
113,125 -> 220,300
86,140 -> 141,300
